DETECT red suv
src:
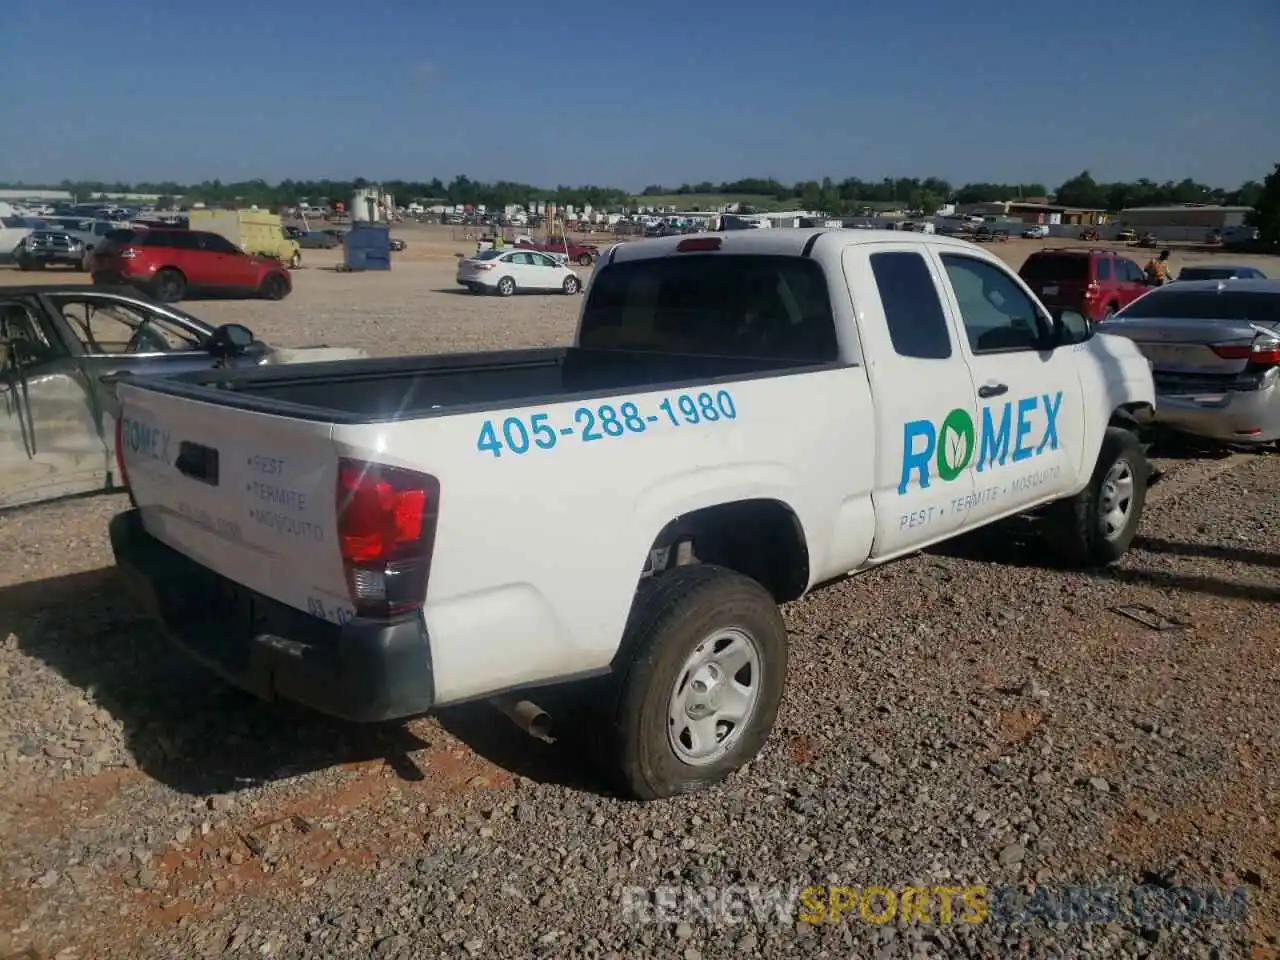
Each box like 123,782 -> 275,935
1018,248 -> 1149,322
91,229 -> 292,303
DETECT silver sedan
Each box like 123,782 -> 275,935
1096,279 -> 1280,447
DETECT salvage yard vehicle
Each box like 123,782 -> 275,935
1097,278 -> 1280,446
188,209 -> 302,268
1019,247 -> 1150,322
108,229 -> 1156,801
0,285 -> 366,510
456,248 -> 582,296
92,229 -> 293,303
296,231 -> 341,249
13,230 -> 88,270
1175,264 -> 1267,281
517,235 -> 600,266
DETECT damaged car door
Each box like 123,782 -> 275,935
0,296 -> 110,508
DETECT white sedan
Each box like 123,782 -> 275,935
456,248 -> 582,297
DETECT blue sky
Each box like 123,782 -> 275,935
1,0 -> 1277,191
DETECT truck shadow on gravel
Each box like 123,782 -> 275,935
930,521 -> 1280,604
1,567 -> 605,797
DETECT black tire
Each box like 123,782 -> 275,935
16,258 -> 32,272
1102,303 -> 1118,320
562,275 -> 580,295
288,250 -> 302,269
496,276 -> 516,297
591,564 -> 788,801
260,273 -> 289,301
577,252 -> 593,266
1044,426 -> 1148,567
153,268 -> 186,303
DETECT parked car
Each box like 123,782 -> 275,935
297,231 -> 341,249
1175,264 -> 1267,281
390,238 -> 407,252
0,214 -> 37,262
517,236 -> 600,266
91,229 -> 293,303
1021,225 -> 1050,239
107,230 -> 1154,800
972,225 -> 1009,243
42,217 -> 120,253
1097,279 -> 1280,446
456,248 -> 582,296
0,285 -> 366,510
1117,228 -> 1138,243
1018,247 -> 1150,322
13,230 -> 88,270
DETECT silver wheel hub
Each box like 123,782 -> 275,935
1099,458 -> 1135,540
667,628 -> 761,767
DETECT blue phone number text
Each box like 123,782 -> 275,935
476,389 -> 737,458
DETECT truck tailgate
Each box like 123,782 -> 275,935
116,380 -> 352,623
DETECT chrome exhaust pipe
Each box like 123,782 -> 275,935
489,695 -> 555,744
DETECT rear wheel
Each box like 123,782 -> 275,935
590,565 -> 788,800
577,252 -> 593,266
496,276 -> 516,297
1102,303 -> 1118,320
288,250 -> 302,269
260,273 -> 289,301
562,275 -> 580,295
152,268 -> 186,303
1044,426 -> 1147,567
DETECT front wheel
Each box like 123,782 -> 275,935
1044,426 -> 1148,567
260,273 -> 289,301
562,275 -> 580,295
592,565 -> 788,801
577,252 -> 593,266
152,268 -> 186,303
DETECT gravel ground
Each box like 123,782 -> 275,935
1,248 -> 1278,959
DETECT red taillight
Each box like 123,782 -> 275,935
1085,281 -> 1100,299
1210,340 -> 1280,365
336,459 -> 440,619
114,416 -> 128,488
675,237 -> 722,253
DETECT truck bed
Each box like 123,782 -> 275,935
129,347 -> 832,422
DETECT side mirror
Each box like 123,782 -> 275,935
1053,309 -> 1092,344
206,323 -> 255,358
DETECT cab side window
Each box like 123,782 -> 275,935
870,251 -> 952,360
941,255 -> 1049,354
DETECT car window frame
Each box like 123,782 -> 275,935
938,252 -> 1054,356
0,296 -> 66,369
42,293 -> 212,357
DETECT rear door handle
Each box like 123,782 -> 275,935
175,441 -> 220,485
978,383 -> 1008,398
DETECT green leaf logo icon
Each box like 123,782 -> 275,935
936,408 -> 975,482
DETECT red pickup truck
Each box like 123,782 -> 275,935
516,236 -> 599,266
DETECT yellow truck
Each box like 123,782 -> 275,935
187,209 -> 301,268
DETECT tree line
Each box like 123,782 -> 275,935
0,169 -> 1268,217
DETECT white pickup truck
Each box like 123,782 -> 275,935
109,230 -> 1156,800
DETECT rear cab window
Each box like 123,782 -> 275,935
579,254 -> 839,361
1019,253 -> 1089,284
869,251 -> 952,359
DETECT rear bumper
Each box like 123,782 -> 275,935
1153,384 -> 1280,443
109,509 -> 436,722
